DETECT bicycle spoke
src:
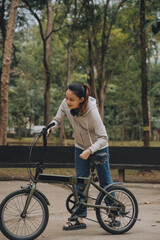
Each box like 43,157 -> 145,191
96,186 -> 138,234
1,192 -> 46,238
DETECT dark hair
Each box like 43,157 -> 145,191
67,83 -> 90,113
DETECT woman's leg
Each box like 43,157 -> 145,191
75,147 -> 90,191
74,147 -> 90,218
63,147 -> 89,229
95,147 -> 113,188
95,147 -> 117,215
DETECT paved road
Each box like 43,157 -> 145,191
0,181 -> 160,240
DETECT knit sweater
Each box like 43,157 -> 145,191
50,96 -> 108,154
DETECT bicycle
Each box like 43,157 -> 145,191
0,123 -> 140,240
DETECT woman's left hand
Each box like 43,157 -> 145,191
79,149 -> 92,160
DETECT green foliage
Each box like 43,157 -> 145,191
0,0 -> 160,142
148,65 -> 160,130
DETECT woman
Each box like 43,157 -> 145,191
48,83 -> 113,230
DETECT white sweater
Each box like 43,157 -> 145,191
50,96 -> 108,154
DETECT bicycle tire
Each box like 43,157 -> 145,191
0,189 -> 49,240
96,185 -> 138,234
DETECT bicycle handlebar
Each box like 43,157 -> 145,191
38,122 -> 55,137
34,122 -> 55,165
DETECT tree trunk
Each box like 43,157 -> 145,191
87,0 -> 122,120
44,0 -> 53,125
0,0 -> 19,145
140,0 -> 150,147
87,36 -> 98,101
0,0 -> 6,47
98,84 -> 105,120
23,0 -> 54,126
67,31 -> 74,87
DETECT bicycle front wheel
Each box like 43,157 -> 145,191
96,185 -> 138,234
0,189 -> 49,240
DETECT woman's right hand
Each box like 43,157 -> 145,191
46,121 -> 56,136
47,128 -> 52,136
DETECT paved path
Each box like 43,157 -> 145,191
0,181 -> 160,240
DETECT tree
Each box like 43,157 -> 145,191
22,0 -> 53,125
22,0 -> 71,125
140,0 -> 150,146
0,0 -> 6,47
0,0 -> 22,67
66,0 -> 86,86
85,0 -> 127,119
0,0 -> 19,145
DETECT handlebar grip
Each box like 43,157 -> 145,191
46,122 -> 55,130
38,122 -> 55,137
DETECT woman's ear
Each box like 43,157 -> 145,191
80,97 -> 85,103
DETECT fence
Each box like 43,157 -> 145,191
0,146 -> 160,181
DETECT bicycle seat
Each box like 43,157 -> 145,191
90,152 -> 107,164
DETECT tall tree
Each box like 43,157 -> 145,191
23,0 -> 54,125
85,0 -> 127,119
0,0 -> 21,67
66,0 -> 86,86
59,0 -> 86,146
0,0 -> 19,145
140,0 -> 150,146
23,0 -> 68,125
0,0 -> 6,47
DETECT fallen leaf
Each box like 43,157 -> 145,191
151,224 -> 157,227
144,201 -> 150,204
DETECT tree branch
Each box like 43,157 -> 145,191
22,0 -> 45,43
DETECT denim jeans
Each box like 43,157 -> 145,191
74,147 -> 113,217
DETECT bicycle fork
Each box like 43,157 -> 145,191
21,182 -> 36,218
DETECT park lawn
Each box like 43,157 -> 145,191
0,168 -> 160,183
6,137 -> 160,147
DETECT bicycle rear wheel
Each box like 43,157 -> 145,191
0,189 -> 49,240
96,185 -> 138,234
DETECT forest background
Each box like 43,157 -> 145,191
0,0 -> 160,147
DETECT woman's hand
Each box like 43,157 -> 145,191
47,128 -> 52,136
79,149 -> 92,160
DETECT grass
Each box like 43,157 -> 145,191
6,137 -> 160,147
109,141 -> 160,147
0,168 -> 160,183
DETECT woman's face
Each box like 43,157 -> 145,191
65,89 -> 84,109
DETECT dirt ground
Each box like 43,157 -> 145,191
0,181 -> 160,240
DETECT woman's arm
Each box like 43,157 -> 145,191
88,108 -> 108,154
48,99 -> 67,131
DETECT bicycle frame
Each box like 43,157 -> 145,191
22,129 -> 125,217
38,172 -> 125,212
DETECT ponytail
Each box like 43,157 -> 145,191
79,84 -> 90,114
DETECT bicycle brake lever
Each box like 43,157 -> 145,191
37,122 -> 55,137
37,127 -> 47,137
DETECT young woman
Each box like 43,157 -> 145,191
48,83 -> 114,230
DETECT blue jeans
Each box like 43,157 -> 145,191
75,147 -> 113,217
